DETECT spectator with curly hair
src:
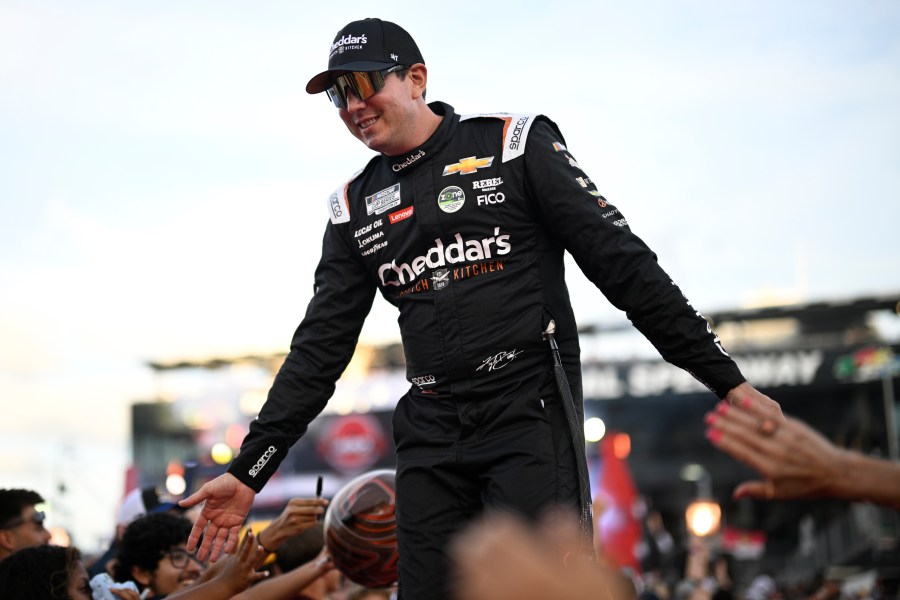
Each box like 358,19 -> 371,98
0,488 -> 51,562
114,512 -> 205,599
0,544 -> 93,600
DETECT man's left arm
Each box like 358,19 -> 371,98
522,118 -> 779,416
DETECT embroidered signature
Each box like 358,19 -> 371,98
476,349 -> 525,373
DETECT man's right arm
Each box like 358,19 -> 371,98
183,219 -> 376,561
228,220 -> 377,491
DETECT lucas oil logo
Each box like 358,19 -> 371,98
437,186 -> 465,213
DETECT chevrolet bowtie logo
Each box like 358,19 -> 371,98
442,156 -> 494,176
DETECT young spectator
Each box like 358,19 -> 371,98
114,511 -> 267,600
89,486 -> 185,578
0,488 -> 51,562
0,544 -> 112,600
114,512 -> 205,597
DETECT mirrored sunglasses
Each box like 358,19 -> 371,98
326,65 -> 407,109
1,510 -> 46,530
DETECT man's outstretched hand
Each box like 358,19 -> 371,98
179,473 -> 256,562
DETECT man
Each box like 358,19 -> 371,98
181,18 -> 782,600
89,485 -> 184,578
0,488 -> 51,562
114,512 -> 206,598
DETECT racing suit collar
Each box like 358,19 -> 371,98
384,101 -> 456,176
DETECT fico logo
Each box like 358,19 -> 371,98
477,193 -> 505,206
317,414 -> 387,473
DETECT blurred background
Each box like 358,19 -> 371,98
1,0 -> 899,591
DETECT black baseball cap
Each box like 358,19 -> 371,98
306,18 -> 425,94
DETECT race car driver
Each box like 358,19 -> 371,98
180,17 -> 783,600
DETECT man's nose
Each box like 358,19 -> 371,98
345,89 -> 365,111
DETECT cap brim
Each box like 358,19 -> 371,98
305,60 -> 399,94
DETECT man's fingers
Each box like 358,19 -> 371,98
186,515 -> 208,552
196,523 -> 217,562
224,525 -> 241,555
209,526 -> 230,563
178,488 -> 209,509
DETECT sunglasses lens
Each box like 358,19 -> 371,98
325,69 -> 392,109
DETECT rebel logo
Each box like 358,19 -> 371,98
317,414 -> 387,473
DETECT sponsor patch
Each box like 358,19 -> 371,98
379,227 -> 511,287
393,149 -> 425,173
366,183 -> 401,216
328,191 -> 349,224
432,268 -> 450,290
437,186 -> 466,213
389,205 -> 414,224
477,192 -> 505,206
472,177 -> 503,190
443,156 -> 494,176
588,190 -> 608,207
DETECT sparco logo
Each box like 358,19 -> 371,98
411,374 -> 436,387
393,149 -> 425,172
329,192 -> 343,218
379,227 -> 511,287
508,116 -> 530,151
249,446 -> 277,478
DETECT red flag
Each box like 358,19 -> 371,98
595,433 -> 641,572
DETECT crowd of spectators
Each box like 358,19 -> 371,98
1,401 -> 898,599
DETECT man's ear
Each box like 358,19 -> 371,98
0,529 -> 16,553
407,63 -> 428,100
131,564 -> 153,587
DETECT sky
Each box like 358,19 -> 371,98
1,0 -> 899,550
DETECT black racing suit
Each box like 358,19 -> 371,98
229,102 -> 745,599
